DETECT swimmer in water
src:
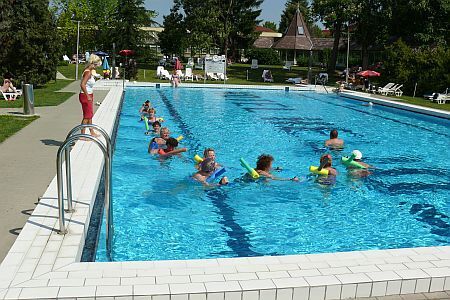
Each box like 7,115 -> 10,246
346,150 -> 372,177
148,127 -> 170,154
195,148 -> 222,170
192,158 -> 229,186
253,154 -> 298,181
139,100 -> 151,120
325,129 -> 344,149
362,102 -> 374,106
152,121 -> 161,135
319,154 -> 338,176
158,137 -> 187,157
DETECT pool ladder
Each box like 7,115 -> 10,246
56,124 -> 113,259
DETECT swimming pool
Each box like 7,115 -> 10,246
94,87 -> 450,262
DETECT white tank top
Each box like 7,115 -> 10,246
82,70 -> 96,94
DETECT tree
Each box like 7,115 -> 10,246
279,0 -> 310,34
5,0 -> 61,85
221,0 -> 263,59
158,0 -> 187,57
262,21 -> 277,32
387,0 -> 449,47
0,0 -> 14,76
112,0 -> 151,51
312,0 -> 355,73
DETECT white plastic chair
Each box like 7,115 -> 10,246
160,70 -> 172,80
283,61 -> 293,70
156,66 -> 164,78
206,73 -> 219,80
185,68 -> 194,81
251,59 -> 258,69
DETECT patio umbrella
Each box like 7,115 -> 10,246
357,70 -> 380,77
119,49 -> 134,56
102,57 -> 110,71
94,51 -> 109,57
174,58 -> 183,70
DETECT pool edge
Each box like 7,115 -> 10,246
0,82 -> 448,299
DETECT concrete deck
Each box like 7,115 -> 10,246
0,81 -> 108,261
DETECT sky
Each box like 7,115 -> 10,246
145,0 -> 286,26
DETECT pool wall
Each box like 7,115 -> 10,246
0,82 -> 448,299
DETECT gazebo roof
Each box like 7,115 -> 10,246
272,8 -> 313,51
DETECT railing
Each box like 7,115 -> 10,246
56,124 -> 113,258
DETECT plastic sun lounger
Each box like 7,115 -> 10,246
1,89 -> 22,100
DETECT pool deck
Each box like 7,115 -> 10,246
0,82 -> 448,300
0,80 -> 108,261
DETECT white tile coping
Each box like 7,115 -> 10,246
339,90 -> 450,120
0,82 -> 449,299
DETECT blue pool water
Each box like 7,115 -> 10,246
95,87 -> 450,261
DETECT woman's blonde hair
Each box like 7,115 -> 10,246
86,54 -> 101,68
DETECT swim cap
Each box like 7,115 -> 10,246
352,150 -> 363,160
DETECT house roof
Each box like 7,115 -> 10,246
255,26 -> 276,33
272,8 -> 313,51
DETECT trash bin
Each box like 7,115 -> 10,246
23,84 -> 35,115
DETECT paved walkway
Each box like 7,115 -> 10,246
0,80 -> 108,261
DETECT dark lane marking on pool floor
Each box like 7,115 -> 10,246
157,90 -> 264,257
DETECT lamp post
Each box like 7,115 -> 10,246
71,20 -> 81,80
345,22 -> 350,85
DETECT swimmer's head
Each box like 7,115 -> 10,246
160,127 -> 170,139
148,108 -> 156,116
320,154 -> 332,167
200,158 -> 216,173
351,150 -> 363,160
330,129 -> 338,139
203,148 -> 216,160
369,102 -> 373,106
256,154 -> 274,171
152,121 -> 161,130
165,137 -> 179,152
144,100 -> 150,105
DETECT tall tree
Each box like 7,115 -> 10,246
5,0 -> 61,84
112,0 -> 151,51
353,0 -> 390,69
388,0 -> 449,47
0,0 -> 14,76
262,21 -> 277,32
183,0 -> 219,56
313,0 -> 355,73
219,0 -> 262,59
158,0 -> 187,57
279,0 -> 310,34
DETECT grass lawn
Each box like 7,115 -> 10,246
136,63 -> 335,85
58,64 -> 85,80
385,95 -> 450,112
0,79 -> 75,108
0,115 -> 39,143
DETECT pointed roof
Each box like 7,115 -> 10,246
272,7 -> 313,51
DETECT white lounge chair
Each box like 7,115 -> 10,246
217,73 -> 228,81
156,66 -> 164,78
283,61 -> 293,71
206,73 -> 219,80
1,90 -> 21,100
262,70 -> 273,82
389,84 -> 403,96
286,77 -> 302,84
430,93 -> 450,104
185,68 -> 194,81
251,59 -> 258,69
160,70 -> 172,80
377,83 -> 396,95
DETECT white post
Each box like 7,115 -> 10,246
346,23 -> 350,85
75,21 -> 80,80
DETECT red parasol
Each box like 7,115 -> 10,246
357,70 -> 380,77
174,58 -> 183,70
119,49 -> 134,56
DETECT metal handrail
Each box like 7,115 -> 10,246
64,124 -> 112,212
56,133 -> 113,257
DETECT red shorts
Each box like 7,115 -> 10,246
79,93 -> 94,119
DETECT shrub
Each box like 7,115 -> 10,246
384,39 -> 450,96
245,48 -> 281,65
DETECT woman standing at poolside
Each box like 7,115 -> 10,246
79,54 -> 102,137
